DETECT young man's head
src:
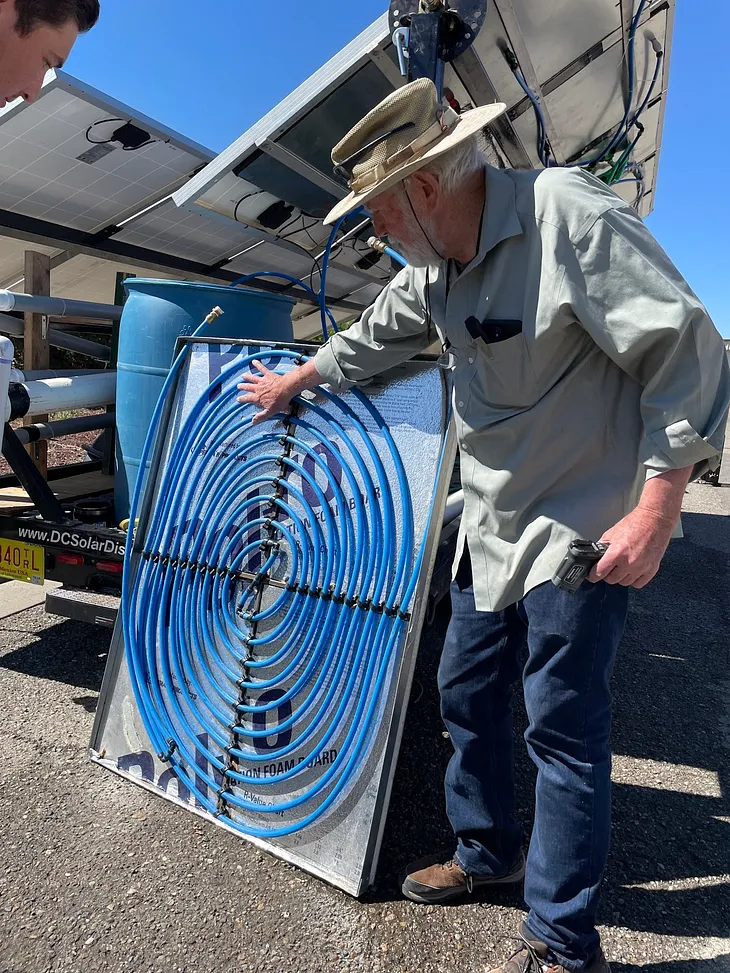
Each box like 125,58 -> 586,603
0,0 -> 99,107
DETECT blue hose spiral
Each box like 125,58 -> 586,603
122,344 -> 448,837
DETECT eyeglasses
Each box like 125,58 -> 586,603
332,121 -> 416,186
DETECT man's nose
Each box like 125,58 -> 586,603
22,77 -> 44,104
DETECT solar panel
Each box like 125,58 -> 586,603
0,74 -> 339,327
0,71 -> 213,235
174,0 -> 676,315
114,199 -> 261,266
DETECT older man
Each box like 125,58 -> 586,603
0,0 -> 99,108
238,79 -> 729,973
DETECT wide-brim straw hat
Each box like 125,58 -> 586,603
324,78 -> 506,225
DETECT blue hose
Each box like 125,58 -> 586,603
229,271 -> 338,340
121,332 -> 450,838
512,67 -> 550,167
383,245 -> 407,268
582,0 -> 649,168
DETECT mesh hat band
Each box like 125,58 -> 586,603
349,108 -> 461,194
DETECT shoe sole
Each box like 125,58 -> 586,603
401,858 -> 526,904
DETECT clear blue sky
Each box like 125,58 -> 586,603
66,0 -> 728,336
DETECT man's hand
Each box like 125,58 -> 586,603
237,358 -> 324,425
588,507 -> 676,588
588,465 -> 693,588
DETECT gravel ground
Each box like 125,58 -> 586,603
0,481 -> 728,973
0,411 -> 105,478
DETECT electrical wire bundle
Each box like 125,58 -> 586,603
503,0 -> 663,199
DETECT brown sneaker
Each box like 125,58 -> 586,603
401,850 -> 526,903
488,923 -> 611,973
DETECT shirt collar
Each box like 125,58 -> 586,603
468,165 -> 524,270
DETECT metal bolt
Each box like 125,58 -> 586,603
393,8 -> 399,14
394,18 -> 400,25
471,21 -> 478,29
465,32 -> 472,39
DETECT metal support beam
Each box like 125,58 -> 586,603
23,251 -> 50,476
1,422 -> 65,521
0,207 -> 367,315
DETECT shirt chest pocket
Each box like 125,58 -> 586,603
464,319 -> 538,411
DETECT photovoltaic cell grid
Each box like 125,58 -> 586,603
115,200 -> 262,266
0,75 -> 212,234
0,71 -> 390,318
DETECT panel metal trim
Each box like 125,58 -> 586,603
255,139 -> 347,200
173,15 -> 391,209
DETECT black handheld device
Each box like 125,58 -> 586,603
551,540 -> 608,593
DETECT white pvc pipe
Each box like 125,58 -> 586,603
442,489 -> 464,528
17,372 -> 116,416
10,368 -> 108,382
0,289 -> 123,321
0,334 -> 13,424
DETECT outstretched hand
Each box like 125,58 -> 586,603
236,359 -> 296,425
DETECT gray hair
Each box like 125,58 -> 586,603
412,134 -> 486,196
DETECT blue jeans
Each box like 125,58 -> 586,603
439,554 -> 628,970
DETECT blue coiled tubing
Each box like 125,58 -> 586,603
122,339 -> 448,838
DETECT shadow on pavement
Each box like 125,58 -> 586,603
0,615 -> 109,692
612,961 -> 730,973
380,507 -> 730,937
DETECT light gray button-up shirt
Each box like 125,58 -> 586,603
314,165 -> 730,612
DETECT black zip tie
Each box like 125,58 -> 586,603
157,739 -> 177,763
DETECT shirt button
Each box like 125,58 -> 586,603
457,401 -> 464,408
468,357 -> 474,364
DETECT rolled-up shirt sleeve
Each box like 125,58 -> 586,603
313,265 -> 432,393
560,202 -> 730,478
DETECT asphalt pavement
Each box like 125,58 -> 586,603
0,480 -> 728,973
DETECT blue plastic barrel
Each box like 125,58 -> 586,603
115,279 -> 295,523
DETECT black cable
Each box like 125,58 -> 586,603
280,216 -> 320,243
278,214 -> 320,241
300,220 -> 321,249
233,191 -> 266,224
85,117 -> 162,153
85,117 -> 124,144
123,139 -> 158,152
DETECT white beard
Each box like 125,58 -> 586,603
388,205 -> 444,268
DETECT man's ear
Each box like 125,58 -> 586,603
406,170 -> 441,211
